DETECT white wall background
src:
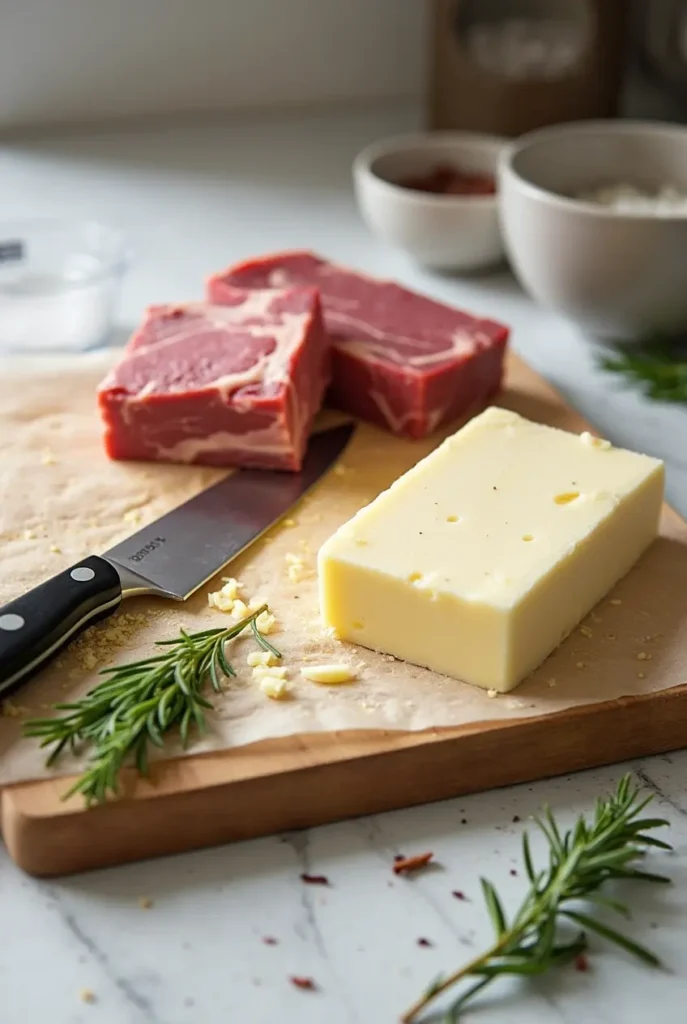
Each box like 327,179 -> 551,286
0,0 -> 428,130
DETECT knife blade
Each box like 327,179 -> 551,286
0,423 -> 354,696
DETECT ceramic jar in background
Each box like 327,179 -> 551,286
429,0 -> 629,137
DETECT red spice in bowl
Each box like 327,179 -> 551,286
398,164 -> 496,197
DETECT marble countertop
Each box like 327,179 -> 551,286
1,104 -> 687,1024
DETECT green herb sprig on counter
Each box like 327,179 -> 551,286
601,341 -> 687,403
23,605 -> 280,805
403,774 -> 671,1023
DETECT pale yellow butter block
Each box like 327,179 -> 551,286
317,408 -> 664,693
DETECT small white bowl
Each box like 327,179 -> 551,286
499,120 -> 687,339
0,219 -> 131,353
353,132 -> 506,271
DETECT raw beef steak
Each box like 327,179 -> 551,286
98,288 -> 330,471
208,251 -> 509,439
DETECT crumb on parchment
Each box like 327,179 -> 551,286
259,674 -> 288,700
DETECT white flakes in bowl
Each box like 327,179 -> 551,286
579,183 -> 687,215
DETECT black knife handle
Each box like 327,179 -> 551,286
0,555 -> 122,698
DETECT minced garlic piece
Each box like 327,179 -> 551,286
252,665 -> 287,681
256,611 -> 276,634
220,577 -> 242,600
247,651 -> 279,668
231,599 -> 249,619
50,544 -> 62,554
248,596 -> 267,612
208,577 -> 245,613
41,449 -> 56,466
301,664 -> 357,684
79,988 -> 96,1004
259,675 -> 288,699
283,518 -> 297,528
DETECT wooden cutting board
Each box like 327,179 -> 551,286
2,352 -> 687,877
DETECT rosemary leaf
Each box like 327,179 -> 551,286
522,832 -> 536,883
481,879 -> 507,937
251,617 -> 281,658
209,652 -> 223,694
217,642 -> 235,679
23,606 -> 280,805
562,910 -> 661,967
583,894 -> 630,919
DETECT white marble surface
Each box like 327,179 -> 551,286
1,105 -> 687,1023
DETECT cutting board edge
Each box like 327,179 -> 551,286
4,682 -> 687,876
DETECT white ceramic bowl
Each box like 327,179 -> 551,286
499,120 -> 687,340
353,132 -> 505,271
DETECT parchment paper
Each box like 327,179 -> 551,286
1,351 -> 686,786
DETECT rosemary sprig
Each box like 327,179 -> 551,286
403,774 -> 671,1023
23,605 -> 280,805
601,340 -> 687,403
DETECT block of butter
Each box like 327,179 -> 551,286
318,407 -> 664,692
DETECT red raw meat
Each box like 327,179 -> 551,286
208,251 -> 509,439
97,288 -> 330,471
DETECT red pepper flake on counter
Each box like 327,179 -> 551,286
300,873 -> 330,886
574,953 -> 590,973
417,937 -> 433,948
290,976 -> 317,991
262,936 -> 278,946
393,852 -> 434,876
397,164 -> 496,197
452,890 -> 467,901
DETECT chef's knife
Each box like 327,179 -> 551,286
0,423 -> 354,697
